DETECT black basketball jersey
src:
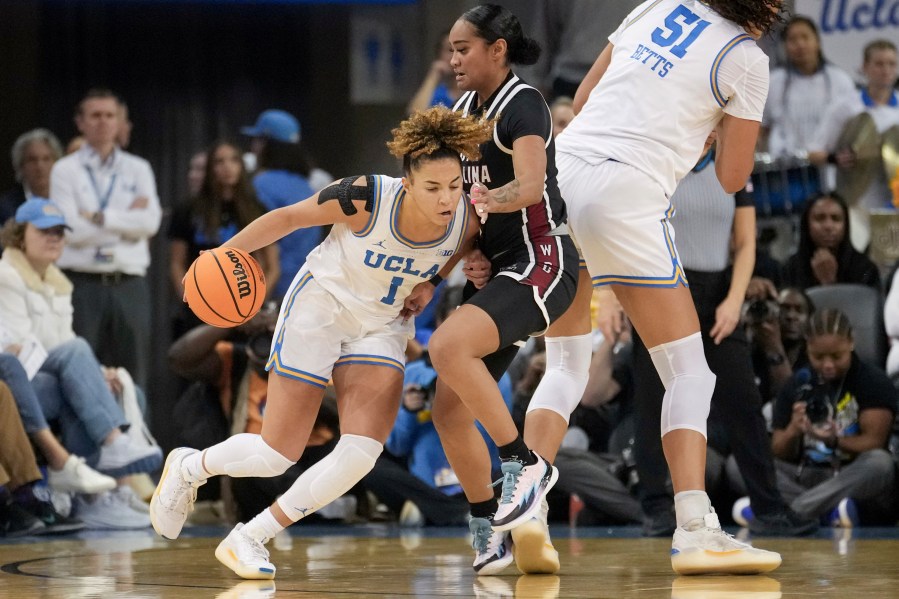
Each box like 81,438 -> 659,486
453,72 -> 568,263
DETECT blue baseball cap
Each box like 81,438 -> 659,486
15,198 -> 70,230
240,109 -> 301,144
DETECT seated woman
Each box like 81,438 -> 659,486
781,193 -> 881,292
770,309 -> 896,526
0,351 -> 115,495
0,198 -> 162,529
0,380 -> 84,536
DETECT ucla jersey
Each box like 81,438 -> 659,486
556,0 -> 769,197
303,175 -> 470,326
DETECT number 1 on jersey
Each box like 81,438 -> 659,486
651,5 -> 710,59
381,276 -> 403,305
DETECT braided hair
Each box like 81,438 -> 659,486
805,308 -> 853,341
386,106 -> 495,175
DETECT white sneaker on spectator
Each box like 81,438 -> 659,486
511,497 -> 559,574
671,511 -> 781,575
75,490 -> 151,530
48,455 -> 117,494
215,524 -> 277,580
114,485 -> 150,514
469,517 -> 513,575
399,500 -> 425,527
95,434 -> 162,477
150,447 -> 205,540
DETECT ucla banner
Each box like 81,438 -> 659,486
795,0 -> 899,80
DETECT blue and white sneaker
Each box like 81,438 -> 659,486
828,497 -> 859,528
491,453 -> 558,532
470,517 -> 513,575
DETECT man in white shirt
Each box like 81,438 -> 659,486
809,40 -> 899,251
50,88 -> 162,391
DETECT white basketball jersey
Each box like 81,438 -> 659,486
304,175 -> 470,326
556,0 -> 769,197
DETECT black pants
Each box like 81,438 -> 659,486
631,269 -> 786,516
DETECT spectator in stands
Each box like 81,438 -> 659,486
407,31 -> 462,115
50,88 -> 162,391
761,15 -> 856,160
240,110 -> 328,299
168,140 -> 280,337
187,151 -> 206,198
781,192 -> 881,291
0,351 -> 115,496
0,198 -> 161,529
771,309 -> 897,526
808,39 -> 899,250
749,287 -> 816,405
241,109 -> 333,191
549,97 -> 575,140
0,380 -> 85,537
1,129 -> 63,226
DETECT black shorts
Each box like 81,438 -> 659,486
464,234 -> 578,379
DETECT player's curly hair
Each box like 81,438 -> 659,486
387,106 -> 495,175
706,0 -> 784,35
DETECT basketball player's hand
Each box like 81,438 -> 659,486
811,248 -> 838,285
710,296 -> 742,344
401,281 -> 436,323
463,249 -> 491,288
596,287 -> 627,344
470,182 -> 490,224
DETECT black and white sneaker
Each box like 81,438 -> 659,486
469,517 -> 513,575
491,453 -> 558,532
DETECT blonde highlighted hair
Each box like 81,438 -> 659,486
387,106 -> 495,174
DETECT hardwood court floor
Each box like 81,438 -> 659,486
2,525 -> 899,598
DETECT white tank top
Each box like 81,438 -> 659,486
305,175 -> 470,326
556,0 -> 770,197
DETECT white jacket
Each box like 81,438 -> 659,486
0,248 -> 75,351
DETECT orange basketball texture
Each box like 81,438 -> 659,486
184,247 -> 266,327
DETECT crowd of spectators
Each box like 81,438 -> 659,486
1,8 -> 898,539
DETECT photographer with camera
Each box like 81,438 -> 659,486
747,287 -> 815,405
771,309 -> 897,526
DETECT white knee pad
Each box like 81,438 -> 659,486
208,433 -> 296,478
648,332 -> 715,438
527,334 -> 593,422
277,434 -> 382,521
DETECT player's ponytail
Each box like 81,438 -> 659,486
460,4 -> 542,66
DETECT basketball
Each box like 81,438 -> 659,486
183,247 -> 266,328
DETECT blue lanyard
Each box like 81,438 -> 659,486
85,166 -> 117,210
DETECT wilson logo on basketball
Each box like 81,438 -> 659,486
225,249 -> 252,299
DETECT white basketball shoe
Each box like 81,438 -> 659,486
469,517 -> 513,575
216,524 -> 277,580
511,498 -> 560,574
671,511 -> 782,575
150,447 -> 205,540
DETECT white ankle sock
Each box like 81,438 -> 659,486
674,490 -> 711,528
181,452 -> 210,483
242,508 -> 282,543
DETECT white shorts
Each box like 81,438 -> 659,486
266,270 -> 410,388
558,152 -> 687,288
